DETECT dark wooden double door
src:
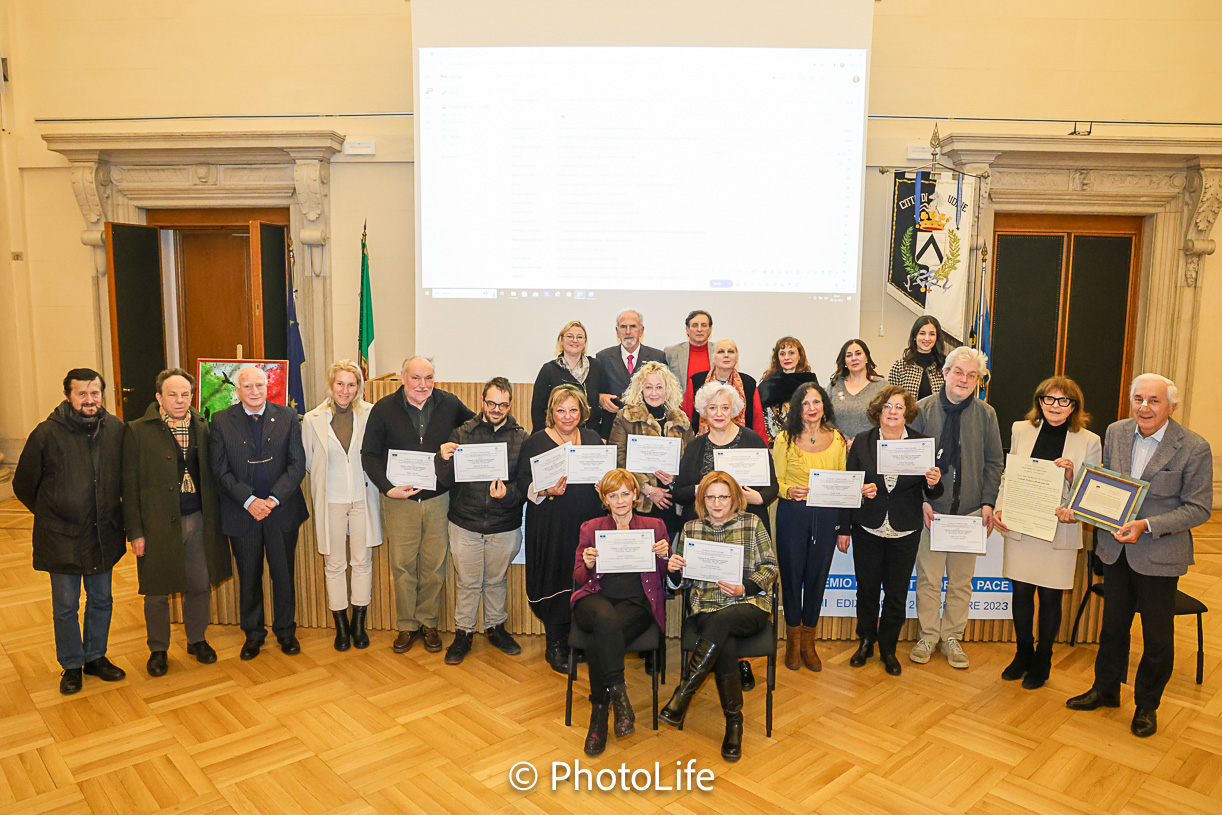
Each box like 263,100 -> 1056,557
105,210 -> 290,418
987,214 -> 1142,449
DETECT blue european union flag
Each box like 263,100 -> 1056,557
286,269 -> 307,416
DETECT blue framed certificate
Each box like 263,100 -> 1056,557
1067,464 -> 1148,534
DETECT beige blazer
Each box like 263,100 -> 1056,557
997,420 -> 1102,551
302,399 -> 383,556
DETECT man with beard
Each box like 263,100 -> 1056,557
15,368 -> 127,694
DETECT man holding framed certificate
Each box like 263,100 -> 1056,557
436,377 -> 530,665
1066,374 -> 1213,738
909,348 -> 1004,670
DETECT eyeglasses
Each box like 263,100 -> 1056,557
1039,395 -> 1076,408
562,334 -> 584,342
704,494 -> 732,503
484,400 -> 510,410
882,403 -> 906,412
948,368 -> 980,381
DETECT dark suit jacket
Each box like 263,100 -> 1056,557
595,343 -> 666,436
209,401 -> 308,538
837,426 -> 944,534
1095,418 -> 1213,577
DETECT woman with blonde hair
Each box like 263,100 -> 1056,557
302,360 -> 383,651
531,319 -> 606,431
609,361 -> 693,537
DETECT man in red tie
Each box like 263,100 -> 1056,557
595,309 -> 667,439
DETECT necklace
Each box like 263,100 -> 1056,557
554,428 -> 579,445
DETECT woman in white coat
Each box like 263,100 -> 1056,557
302,360 -> 384,651
994,376 -> 1101,689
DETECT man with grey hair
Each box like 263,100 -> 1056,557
1067,373 -> 1212,738
211,365 -> 308,660
595,309 -> 666,438
909,346 -> 1003,670
362,356 -> 474,654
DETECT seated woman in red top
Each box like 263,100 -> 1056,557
571,469 -> 671,757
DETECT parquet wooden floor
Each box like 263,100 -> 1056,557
1,497 -> 1220,814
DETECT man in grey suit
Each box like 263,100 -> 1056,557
663,309 -> 714,395
1066,373 -> 1213,738
595,309 -> 666,438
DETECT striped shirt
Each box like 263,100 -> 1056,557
672,512 -> 779,615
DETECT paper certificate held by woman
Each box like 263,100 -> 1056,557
593,529 -> 655,573
681,537 -> 745,584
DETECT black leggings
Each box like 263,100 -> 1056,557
1010,580 -> 1063,648
572,594 -> 653,701
689,603 -> 768,676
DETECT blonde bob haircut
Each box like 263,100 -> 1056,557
694,470 -> 748,520
596,468 -> 641,509
545,384 -> 590,428
324,359 -> 367,411
553,320 -> 589,357
621,361 -> 684,413
694,380 -> 745,418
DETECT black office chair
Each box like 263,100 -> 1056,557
678,582 -> 779,736
1070,552 -> 1208,684
565,623 -> 666,730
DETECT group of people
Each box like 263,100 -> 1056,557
12,308 -> 1212,762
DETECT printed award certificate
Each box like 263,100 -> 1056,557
453,442 -> 509,483
681,537 -> 745,584
805,469 -> 865,508
999,454 -> 1065,542
594,529 -> 656,573
386,449 -> 437,491
529,443 -> 570,492
565,444 -> 618,484
625,435 -> 681,476
712,448 -> 771,487
876,437 -> 935,476
928,514 -> 987,554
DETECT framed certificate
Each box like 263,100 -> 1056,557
1068,464 -> 1148,534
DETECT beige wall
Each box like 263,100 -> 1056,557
2,1 -> 1220,488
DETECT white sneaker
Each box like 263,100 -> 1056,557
909,639 -> 935,664
942,637 -> 969,669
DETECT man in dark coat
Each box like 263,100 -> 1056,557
210,365 -> 308,660
14,368 -> 127,694
594,309 -> 667,439
124,368 -> 233,677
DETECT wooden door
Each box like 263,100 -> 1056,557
989,214 -> 1142,448
248,222 -> 289,360
176,229 -> 252,375
105,222 -> 166,419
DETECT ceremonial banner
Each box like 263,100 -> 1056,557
886,174 -> 975,341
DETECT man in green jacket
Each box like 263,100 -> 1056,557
123,368 -> 233,676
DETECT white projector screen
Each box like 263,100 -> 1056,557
413,1 -> 873,384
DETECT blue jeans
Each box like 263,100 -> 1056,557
49,571 -> 114,669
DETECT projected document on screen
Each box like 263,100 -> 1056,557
418,46 -> 866,296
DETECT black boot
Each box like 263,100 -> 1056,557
1001,643 -> 1033,681
333,610 -> 352,652
350,606 -> 370,649
607,682 -> 635,738
738,660 -> 755,691
584,695 -> 609,756
715,671 -> 744,762
849,637 -> 875,668
545,639 -> 570,675
660,639 -> 719,727
1022,645 -> 1052,690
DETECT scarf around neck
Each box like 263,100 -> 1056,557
557,354 -> 590,385
935,386 -> 972,474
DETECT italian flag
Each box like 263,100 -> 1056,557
359,224 -> 376,379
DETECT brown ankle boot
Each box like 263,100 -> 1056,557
784,624 -> 803,671
800,626 -> 822,672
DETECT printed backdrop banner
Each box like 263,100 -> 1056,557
821,529 -> 1012,620
885,174 -> 975,342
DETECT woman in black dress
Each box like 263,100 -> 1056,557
516,384 -> 606,673
530,320 -> 604,432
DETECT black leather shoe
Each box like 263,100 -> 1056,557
278,636 -> 301,655
187,640 -> 217,664
350,606 -> 370,649
1065,688 -> 1121,711
849,638 -> 875,668
240,639 -> 263,661
333,610 -> 352,652
60,668 -> 83,695
147,651 -> 168,677
882,653 -> 902,676
738,660 -> 755,692
1131,707 -> 1157,738
82,656 -> 126,682
544,640 -> 570,675
486,624 -> 521,656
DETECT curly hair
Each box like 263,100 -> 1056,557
783,381 -> 836,440
761,336 -> 811,380
621,361 -> 683,413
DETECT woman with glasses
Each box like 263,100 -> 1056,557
828,339 -> 887,445
836,385 -> 941,676
571,469 -> 671,756
531,320 -> 606,432
608,362 -> 693,538
661,471 -> 778,762
993,377 -> 1100,689
887,315 -> 948,400
758,336 -> 820,446
771,382 -> 848,672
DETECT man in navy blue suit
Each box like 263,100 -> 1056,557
210,366 -> 308,660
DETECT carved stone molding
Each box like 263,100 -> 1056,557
1183,166 -> 1222,287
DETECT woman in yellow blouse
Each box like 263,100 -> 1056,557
771,382 -> 847,672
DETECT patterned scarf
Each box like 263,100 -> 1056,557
556,354 -> 590,385
698,369 -> 748,435
160,408 -> 196,494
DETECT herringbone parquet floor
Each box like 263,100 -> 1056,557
1,498 -> 1220,814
